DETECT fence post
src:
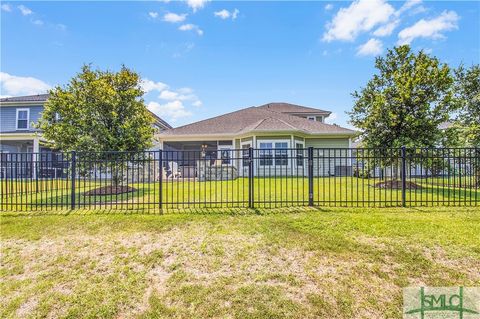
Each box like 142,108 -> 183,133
248,147 -> 254,208
159,149 -> 163,212
70,150 -> 76,210
308,147 -> 314,206
401,146 -> 406,207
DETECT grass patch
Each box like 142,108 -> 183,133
1,207 -> 479,318
2,176 -> 479,211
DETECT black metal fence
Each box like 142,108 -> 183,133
1,148 -> 478,211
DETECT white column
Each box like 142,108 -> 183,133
32,138 -> 39,179
348,138 -> 352,167
290,135 -> 294,173
33,138 -> 40,153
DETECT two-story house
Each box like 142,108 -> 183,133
0,94 -> 171,178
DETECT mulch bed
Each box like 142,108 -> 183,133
374,180 -> 422,190
84,185 -> 136,196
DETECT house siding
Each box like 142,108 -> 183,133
304,138 -> 349,148
305,138 -> 351,176
0,105 -> 43,132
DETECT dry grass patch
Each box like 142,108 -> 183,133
1,207 -> 479,318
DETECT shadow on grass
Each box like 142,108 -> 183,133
0,206 -> 336,217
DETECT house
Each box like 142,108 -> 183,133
351,122 -> 471,178
157,102 -> 356,177
0,94 -> 171,178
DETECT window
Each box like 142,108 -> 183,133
16,109 -> 29,130
318,116 -> 324,123
258,141 -> 289,166
274,142 -> 288,165
242,143 -> 251,166
296,142 -> 304,166
259,142 -> 273,166
307,116 -> 316,121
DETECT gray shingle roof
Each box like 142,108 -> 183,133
159,103 -> 355,137
258,102 -> 331,114
0,94 -> 49,103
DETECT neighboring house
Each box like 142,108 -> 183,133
0,94 -> 171,178
157,102 -> 356,177
351,122 -> 471,178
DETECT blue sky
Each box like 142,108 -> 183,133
1,1 -> 479,129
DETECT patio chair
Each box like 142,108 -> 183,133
169,161 -> 182,179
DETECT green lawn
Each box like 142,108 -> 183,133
1,176 -> 478,211
1,207 -> 479,318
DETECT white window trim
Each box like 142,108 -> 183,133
307,116 -> 316,121
240,140 -> 252,171
257,139 -> 291,167
294,140 -> 306,169
16,108 -> 30,130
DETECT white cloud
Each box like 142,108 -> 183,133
179,23 -> 203,35
396,0 -> 422,16
356,38 -> 383,56
1,3 -> 12,12
148,12 -> 159,19
142,78 -> 202,121
158,88 -> 201,105
370,0 -> 421,37
373,20 -> 399,37
232,9 -> 239,20
214,8 -> 239,20
147,100 -> 192,120
325,4 -> 333,11
141,79 -> 169,93
177,87 -> 193,94
163,12 -> 187,23
32,19 -> 44,26
0,72 -> 51,96
214,9 -> 229,19
186,0 -> 209,12
159,90 -> 179,100
18,5 -> 32,16
397,10 -> 459,45
322,0 -> 394,42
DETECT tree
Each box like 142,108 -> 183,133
38,65 -> 155,187
453,64 -> 480,146
349,45 -> 455,179
453,64 -> 480,186
39,65 -> 154,153
349,45 -> 455,149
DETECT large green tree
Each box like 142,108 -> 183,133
39,65 -> 155,187
453,64 -> 480,146
39,65 -> 155,154
453,64 -> 480,187
349,45 -> 455,149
